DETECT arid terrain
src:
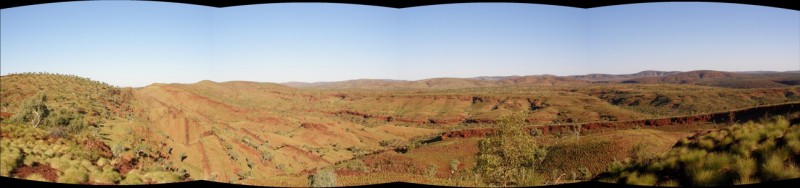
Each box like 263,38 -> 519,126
1,70 -> 799,186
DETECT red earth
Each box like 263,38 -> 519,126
12,162 -> 59,182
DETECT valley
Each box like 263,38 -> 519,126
1,70 -> 799,186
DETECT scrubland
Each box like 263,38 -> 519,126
1,71 -> 799,186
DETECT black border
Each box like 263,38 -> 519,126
1,0 -> 799,187
2,175 -> 800,187
0,0 -> 798,10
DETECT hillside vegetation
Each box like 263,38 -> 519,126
1,73 -> 134,126
624,70 -> 800,88
0,73 -> 188,184
577,84 -> 800,117
596,115 -> 800,186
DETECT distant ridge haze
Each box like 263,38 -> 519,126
279,70 -> 800,89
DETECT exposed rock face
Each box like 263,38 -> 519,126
12,162 -> 59,182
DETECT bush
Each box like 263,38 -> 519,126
25,173 -> 49,182
406,142 -> 416,153
96,158 -> 109,168
474,112 -> 547,186
258,145 -> 273,162
623,172 -> 657,186
92,168 -> 121,184
345,159 -> 367,172
659,180 -> 680,187
11,92 -> 49,127
120,170 -> 143,185
111,142 -> 126,157
530,128 -> 543,136
760,152 -> 800,181
57,168 -> 88,184
44,108 -> 87,134
597,116 -> 800,186
1,146 -> 23,176
379,139 -> 401,147
308,168 -> 337,187
733,157 -> 758,184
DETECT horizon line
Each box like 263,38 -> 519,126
3,69 -> 798,88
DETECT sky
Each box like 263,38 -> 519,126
1,2 -> 798,87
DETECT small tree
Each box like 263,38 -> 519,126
308,168 -> 337,187
474,112 -> 547,186
11,92 -> 50,128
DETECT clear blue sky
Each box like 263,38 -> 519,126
1,2 -> 798,87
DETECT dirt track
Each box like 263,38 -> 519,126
441,102 -> 800,140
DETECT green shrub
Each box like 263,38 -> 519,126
24,173 -> 49,182
120,170 -> 143,185
658,180 -> 680,187
57,168 -> 88,184
704,153 -> 733,171
598,116 -> 800,186
760,153 -> 800,181
697,138 -> 715,150
308,168 -> 336,187
406,142 -> 416,153
111,142 -> 126,157
22,155 -> 37,166
96,158 -> 109,168
474,112 -> 547,186
1,147 -> 23,176
43,148 -> 56,158
689,169 -> 719,186
530,128 -> 543,136
345,159 -> 367,172
624,172 -> 657,186
11,92 -> 49,127
258,145 -> 273,162
91,168 -> 121,184
733,157 -> 757,183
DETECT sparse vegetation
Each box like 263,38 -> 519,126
2,71 -> 798,186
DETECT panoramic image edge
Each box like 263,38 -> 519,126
1,1 -> 799,187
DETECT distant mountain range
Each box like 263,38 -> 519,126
564,70 -> 682,82
280,70 -> 800,89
